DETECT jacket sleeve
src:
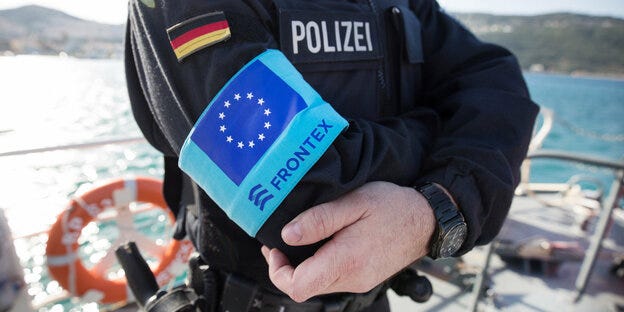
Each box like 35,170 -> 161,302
262,0 -> 538,260
408,0 -> 539,254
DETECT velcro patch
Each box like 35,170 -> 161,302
167,11 -> 231,61
279,10 -> 382,64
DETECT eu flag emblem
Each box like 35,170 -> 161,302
179,49 -> 348,236
191,61 -> 307,185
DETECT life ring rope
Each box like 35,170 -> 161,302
46,176 -> 194,304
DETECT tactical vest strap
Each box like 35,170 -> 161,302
187,254 -> 389,312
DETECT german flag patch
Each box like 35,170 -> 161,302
167,11 -> 231,61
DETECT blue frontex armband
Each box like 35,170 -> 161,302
179,49 -> 348,236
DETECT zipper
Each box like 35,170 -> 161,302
367,0 -> 392,106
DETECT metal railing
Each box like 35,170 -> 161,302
0,136 -> 146,158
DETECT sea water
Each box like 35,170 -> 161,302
525,73 -> 624,188
0,56 -> 622,310
0,56 -> 166,311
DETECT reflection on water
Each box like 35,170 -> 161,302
0,55 -> 165,311
0,55 -> 163,237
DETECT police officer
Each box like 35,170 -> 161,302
125,0 -> 538,311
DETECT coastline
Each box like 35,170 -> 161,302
3,52 -> 624,82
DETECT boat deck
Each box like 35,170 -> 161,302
389,194 -> 624,311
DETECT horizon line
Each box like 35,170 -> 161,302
1,4 -> 623,25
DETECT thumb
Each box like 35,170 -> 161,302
281,198 -> 367,246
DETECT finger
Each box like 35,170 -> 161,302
260,245 -> 270,260
285,237 -> 367,301
266,248 -> 297,298
262,244 -> 340,302
282,198 -> 367,246
295,247 -> 342,300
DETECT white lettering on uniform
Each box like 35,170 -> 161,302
290,20 -> 374,55
292,21 -> 305,54
353,21 -> 366,51
341,21 -> 354,52
321,21 -> 336,52
334,21 -> 342,52
306,21 -> 322,53
365,22 -> 373,51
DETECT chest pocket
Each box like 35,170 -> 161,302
389,4 -> 425,114
271,0 -> 387,120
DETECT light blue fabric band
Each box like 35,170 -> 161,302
179,49 -> 348,236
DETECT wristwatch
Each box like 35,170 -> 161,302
415,182 -> 467,259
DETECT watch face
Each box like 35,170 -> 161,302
439,223 -> 467,258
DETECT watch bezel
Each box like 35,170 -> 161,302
438,222 -> 468,258
415,182 -> 467,259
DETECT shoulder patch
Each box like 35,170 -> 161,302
166,11 -> 231,62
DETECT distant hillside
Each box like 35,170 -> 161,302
452,13 -> 624,76
1,6 -> 623,76
0,5 -> 123,58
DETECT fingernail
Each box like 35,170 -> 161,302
282,221 -> 303,243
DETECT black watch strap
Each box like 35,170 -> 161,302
415,182 -> 467,259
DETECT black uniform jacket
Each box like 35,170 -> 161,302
125,0 -> 539,290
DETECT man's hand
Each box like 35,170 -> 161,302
260,181 -> 436,303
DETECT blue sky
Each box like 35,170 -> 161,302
0,0 -> 623,24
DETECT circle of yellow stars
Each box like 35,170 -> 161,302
218,92 -> 272,150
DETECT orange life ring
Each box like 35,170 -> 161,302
45,176 -> 194,304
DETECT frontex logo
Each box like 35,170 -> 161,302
248,184 -> 274,211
